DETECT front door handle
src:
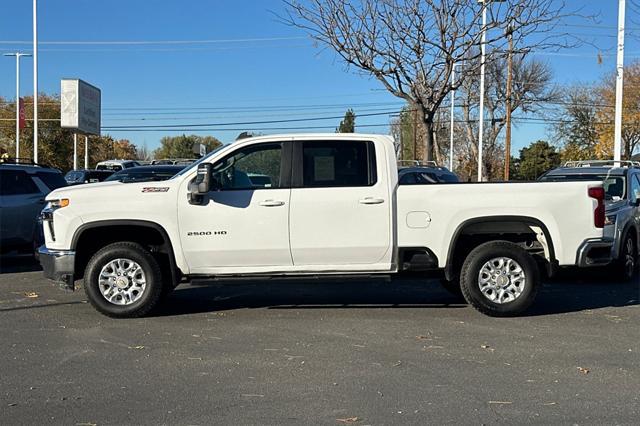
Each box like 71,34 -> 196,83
259,199 -> 285,207
359,197 -> 385,205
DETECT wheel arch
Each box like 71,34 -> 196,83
618,221 -> 639,256
444,215 -> 557,281
71,220 -> 180,286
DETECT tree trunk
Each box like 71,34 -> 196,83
423,119 -> 434,162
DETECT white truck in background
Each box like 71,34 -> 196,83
38,134 -> 611,318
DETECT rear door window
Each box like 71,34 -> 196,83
0,170 -> 40,195
300,141 -> 376,188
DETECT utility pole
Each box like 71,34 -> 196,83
73,133 -> 78,170
84,136 -> 89,169
33,0 -> 39,163
3,52 -> 32,159
413,107 -> 418,162
449,63 -> 459,171
504,27 -> 513,181
477,0 -> 487,181
614,0 -> 626,163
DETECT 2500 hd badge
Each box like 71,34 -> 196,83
187,231 -> 227,236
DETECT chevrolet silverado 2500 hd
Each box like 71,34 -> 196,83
38,134 -> 612,318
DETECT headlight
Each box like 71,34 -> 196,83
605,214 -> 617,226
46,198 -> 70,209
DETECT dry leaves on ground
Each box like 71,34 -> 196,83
336,417 -> 359,424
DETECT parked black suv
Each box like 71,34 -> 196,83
397,161 -> 459,184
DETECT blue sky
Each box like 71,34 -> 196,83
0,0 -> 638,154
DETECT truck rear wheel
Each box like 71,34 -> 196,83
460,241 -> 540,317
83,242 -> 164,318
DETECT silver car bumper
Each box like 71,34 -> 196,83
576,238 -> 614,267
38,246 -> 76,291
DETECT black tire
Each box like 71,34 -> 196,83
440,277 -> 464,299
460,241 -> 540,317
83,242 -> 164,318
612,233 -> 637,282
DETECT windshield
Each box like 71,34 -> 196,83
174,144 -> 228,177
539,174 -> 626,200
65,171 -> 83,182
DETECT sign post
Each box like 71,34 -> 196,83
61,79 -> 101,169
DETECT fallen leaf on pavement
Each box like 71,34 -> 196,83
577,367 -> 590,374
336,417 -> 359,423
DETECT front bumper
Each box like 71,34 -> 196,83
576,238 -> 614,267
38,245 -> 76,291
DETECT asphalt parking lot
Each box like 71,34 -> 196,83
0,255 -> 639,425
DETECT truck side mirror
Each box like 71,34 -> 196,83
188,163 -> 212,205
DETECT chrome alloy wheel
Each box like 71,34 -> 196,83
98,258 -> 146,305
623,237 -> 636,278
478,257 -> 526,304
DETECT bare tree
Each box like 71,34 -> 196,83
457,54 -> 558,180
282,0 -> 579,161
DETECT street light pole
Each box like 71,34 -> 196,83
477,1 -> 487,182
614,0 -> 626,163
3,52 -> 32,159
504,27 -> 513,181
33,0 -> 39,163
449,63 -> 459,171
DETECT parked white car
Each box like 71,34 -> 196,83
95,159 -> 140,171
39,134 -> 610,318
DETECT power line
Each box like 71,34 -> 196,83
101,110 -> 404,130
0,36 -> 307,46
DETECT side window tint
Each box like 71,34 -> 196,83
632,175 -> 640,201
399,172 -> 417,185
302,141 -> 376,188
0,170 -> 40,195
36,172 -> 67,190
213,143 -> 282,190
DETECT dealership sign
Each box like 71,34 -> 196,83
60,79 -> 101,135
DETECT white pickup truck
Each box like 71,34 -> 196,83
38,134 -> 612,318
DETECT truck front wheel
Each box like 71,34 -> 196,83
83,242 -> 164,318
460,241 -> 540,317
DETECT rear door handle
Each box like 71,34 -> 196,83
259,200 -> 285,207
359,197 -> 385,205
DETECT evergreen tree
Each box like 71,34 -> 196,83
336,109 -> 356,133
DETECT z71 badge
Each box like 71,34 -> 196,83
141,187 -> 169,193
